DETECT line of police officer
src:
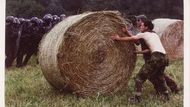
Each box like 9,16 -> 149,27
5,13 -> 66,68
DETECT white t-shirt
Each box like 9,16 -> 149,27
136,32 -> 166,54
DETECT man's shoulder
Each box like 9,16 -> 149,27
137,32 -> 152,35
143,32 -> 159,36
136,32 -> 146,38
136,32 -> 159,40
143,32 -> 154,34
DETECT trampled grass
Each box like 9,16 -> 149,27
5,56 -> 183,107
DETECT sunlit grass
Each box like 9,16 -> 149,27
5,56 -> 183,107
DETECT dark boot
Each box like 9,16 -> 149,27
171,86 -> 180,94
164,75 -> 179,93
129,95 -> 142,104
163,92 -> 170,101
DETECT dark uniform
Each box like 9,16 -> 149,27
5,16 -> 20,68
52,15 -> 60,26
16,19 -> 32,67
17,17 -> 44,67
42,14 -> 53,33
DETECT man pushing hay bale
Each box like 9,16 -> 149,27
160,20 -> 183,60
39,11 -> 136,97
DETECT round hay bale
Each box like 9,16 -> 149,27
39,11 -> 137,97
153,18 -> 181,37
160,20 -> 183,60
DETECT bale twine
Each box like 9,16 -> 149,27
39,11 -> 137,97
160,20 -> 183,60
153,18 -> 181,37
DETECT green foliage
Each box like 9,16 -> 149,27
5,56 -> 183,107
6,0 -> 183,19
6,0 -> 45,18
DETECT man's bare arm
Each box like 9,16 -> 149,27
122,27 -> 135,37
111,34 -> 139,41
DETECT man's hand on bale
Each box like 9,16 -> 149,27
111,34 -> 120,40
122,26 -> 128,33
122,27 -> 132,37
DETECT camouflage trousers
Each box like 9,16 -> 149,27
134,52 -> 171,96
143,56 -> 179,94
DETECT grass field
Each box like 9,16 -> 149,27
5,56 -> 183,107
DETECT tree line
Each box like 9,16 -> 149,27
6,0 -> 183,19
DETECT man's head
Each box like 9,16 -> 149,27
30,17 -> 40,26
60,14 -> 66,21
18,18 -> 26,25
6,16 -> 16,26
52,15 -> 60,24
139,19 -> 154,32
135,14 -> 147,28
43,14 -> 53,24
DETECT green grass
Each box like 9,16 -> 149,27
5,56 -> 183,107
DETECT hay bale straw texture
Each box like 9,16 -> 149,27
161,20 -> 183,60
39,11 -> 136,97
153,18 -> 181,37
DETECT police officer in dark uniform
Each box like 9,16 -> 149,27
42,14 -> 53,33
5,16 -> 20,68
16,18 -> 32,67
52,15 -> 60,26
60,14 -> 66,21
22,17 -> 41,66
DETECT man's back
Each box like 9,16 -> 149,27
137,32 -> 166,54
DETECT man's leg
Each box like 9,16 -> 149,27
148,76 -> 160,93
23,52 -> 33,66
164,74 -> 180,93
16,51 -> 24,67
148,57 -> 179,94
130,64 -> 151,103
153,67 -> 170,101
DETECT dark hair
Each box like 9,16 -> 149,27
136,14 -> 147,22
141,19 -> 154,31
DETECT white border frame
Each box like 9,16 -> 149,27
184,0 -> 190,106
1,0 -> 189,107
0,0 -> 5,107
